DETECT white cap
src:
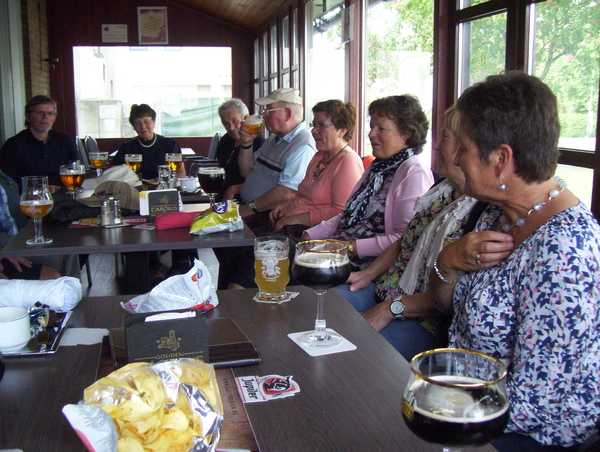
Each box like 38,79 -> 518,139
255,88 -> 303,106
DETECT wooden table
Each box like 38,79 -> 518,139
0,216 -> 254,293
0,288 -> 497,452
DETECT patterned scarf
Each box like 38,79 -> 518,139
0,185 -> 18,238
339,148 -> 413,229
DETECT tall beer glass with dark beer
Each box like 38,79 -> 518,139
254,236 -> 290,302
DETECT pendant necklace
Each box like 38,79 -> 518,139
498,176 -> 567,232
312,145 -> 348,182
138,134 -> 157,148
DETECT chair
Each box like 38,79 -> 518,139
75,136 -> 90,169
84,135 -> 100,155
207,132 -> 221,160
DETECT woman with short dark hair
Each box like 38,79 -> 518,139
430,71 -> 600,451
112,103 -> 185,180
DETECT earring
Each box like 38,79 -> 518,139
499,175 -> 506,191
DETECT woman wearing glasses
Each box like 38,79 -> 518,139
267,99 -> 364,237
303,95 -> 434,270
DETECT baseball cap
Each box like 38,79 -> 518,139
254,88 -> 303,106
78,181 -> 140,211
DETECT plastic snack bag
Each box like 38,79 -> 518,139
189,201 -> 242,236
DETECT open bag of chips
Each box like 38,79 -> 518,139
63,359 -> 224,452
189,200 -> 243,236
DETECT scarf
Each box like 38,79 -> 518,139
339,148 -> 413,229
398,184 -> 478,295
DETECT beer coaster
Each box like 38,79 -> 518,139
253,291 -> 299,304
288,330 -> 357,356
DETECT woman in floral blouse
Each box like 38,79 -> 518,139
430,71 -> 600,450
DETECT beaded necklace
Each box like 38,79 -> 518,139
312,145 -> 347,182
498,176 -> 567,232
137,134 -> 157,148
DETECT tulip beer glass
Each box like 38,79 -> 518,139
242,113 -> 264,134
402,348 -> 509,452
291,240 -> 351,347
197,167 -> 225,206
59,161 -> 86,198
20,176 -> 54,244
254,236 -> 290,302
125,154 -> 142,173
89,151 -> 109,177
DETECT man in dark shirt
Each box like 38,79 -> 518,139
0,95 -> 78,190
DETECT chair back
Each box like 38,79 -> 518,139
207,132 -> 221,160
75,136 -> 90,168
84,135 -> 100,154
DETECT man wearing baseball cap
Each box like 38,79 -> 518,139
227,88 -> 316,219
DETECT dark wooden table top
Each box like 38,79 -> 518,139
0,289 -> 497,452
0,220 -> 255,258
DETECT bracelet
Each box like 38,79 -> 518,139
433,256 -> 463,284
241,144 -> 253,149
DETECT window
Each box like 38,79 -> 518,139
305,0 -> 346,112
73,46 -> 232,138
365,0 -> 434,161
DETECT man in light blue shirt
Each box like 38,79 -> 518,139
232,88 -> 316,218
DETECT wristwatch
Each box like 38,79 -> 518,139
390,296 -> 406,320
249,201 -> 258,213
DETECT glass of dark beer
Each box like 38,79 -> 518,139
291,240 -> 351,347
402,348 -> 509,451
197,167 -> 225,206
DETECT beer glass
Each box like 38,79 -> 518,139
125,154 -> 142,173
165,153 -> 182,186
20,176 -> 54,244
89,151 -> 109,176
291,240 -> 351,347
254,236 -> 290,302
197,167 -> 225,206
59,161 -> 86,198
402,348 -> 509,451
242,113 -> 264,134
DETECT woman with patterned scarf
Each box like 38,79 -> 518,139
303,95 -> 433,270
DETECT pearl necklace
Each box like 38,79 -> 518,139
499,176 -> 567,232
137,134 -> 157,148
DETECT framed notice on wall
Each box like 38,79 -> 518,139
137,7 -> 168,45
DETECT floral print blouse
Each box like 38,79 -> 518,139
449,203 -> 600,447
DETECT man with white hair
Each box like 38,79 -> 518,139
227,88 -> 316,218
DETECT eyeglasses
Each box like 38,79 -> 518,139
32,110 -> 56,117
310,122 -> 335,129
259,107 -> 285,117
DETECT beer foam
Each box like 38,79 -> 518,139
294,252 -> 350,267
198,167 -> 225,175
245,114 -> 263,125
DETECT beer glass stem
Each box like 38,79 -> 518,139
313,290 -> 328,340
33,218 -> 44,243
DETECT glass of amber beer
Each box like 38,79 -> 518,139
254,236 -> 290,302
125,154 -> 143,173
89,151 -> 109,176
20,176 -> 54,244
242,114 -> 264,134
60,161 -> 86,198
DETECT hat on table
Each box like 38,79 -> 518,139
78,181 -> 139,211
255,88 -> 303,106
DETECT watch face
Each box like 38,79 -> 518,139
391,300 -> 405,316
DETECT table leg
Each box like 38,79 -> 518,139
123,251 -> 152,294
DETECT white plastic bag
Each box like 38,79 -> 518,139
121,259 -> 218,313
0,276 -> 82,311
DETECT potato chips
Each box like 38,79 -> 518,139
83,359 -> 223,452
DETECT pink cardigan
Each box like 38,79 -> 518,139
282,149 -> 364,225
305,154 -> 433,257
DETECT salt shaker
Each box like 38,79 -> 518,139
100,197 -> 115,226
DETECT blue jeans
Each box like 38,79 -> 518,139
334,284 -> 436,362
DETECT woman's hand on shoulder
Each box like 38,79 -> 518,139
440,230 -> 514,272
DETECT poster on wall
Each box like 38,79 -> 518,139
137,7 -> 168,45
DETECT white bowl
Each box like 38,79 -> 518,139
0,307 -> 31,352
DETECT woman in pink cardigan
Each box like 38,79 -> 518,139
268,99 -> 364,237
303,95 -> 434,270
